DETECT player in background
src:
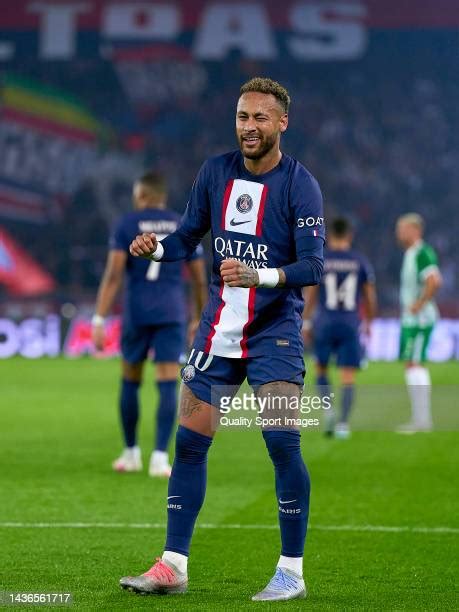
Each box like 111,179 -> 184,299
395,213 -> 442,433
92,172 -> 207,477
121,78 -> 324,601
303,218 -> 377,439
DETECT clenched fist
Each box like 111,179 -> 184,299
129,233 -> 158,258
220,258 -> 259,288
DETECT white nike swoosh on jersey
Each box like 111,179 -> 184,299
279,499 -> 297,504
167,496 -> 181,500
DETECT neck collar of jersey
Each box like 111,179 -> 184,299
238,151 -> 285,181
407,238 -> 423,252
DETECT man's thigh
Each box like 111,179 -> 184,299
399,325 -> 433,364
179,352 -> 305,435
178,385 -> 217,438
179,352 -> 247,437
246,354 -> 305,429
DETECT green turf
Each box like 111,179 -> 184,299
0,358 -> 458,610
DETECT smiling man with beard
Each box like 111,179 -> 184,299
121,77 -> 325,602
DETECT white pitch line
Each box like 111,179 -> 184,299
0,522 -> 457,534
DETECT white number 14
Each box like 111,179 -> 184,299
324,272 -> 357,310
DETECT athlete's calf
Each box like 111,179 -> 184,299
257,381 -> 310,576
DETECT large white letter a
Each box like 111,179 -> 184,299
194,3 -> 276,60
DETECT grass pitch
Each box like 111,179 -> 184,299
0,358 -> 458,610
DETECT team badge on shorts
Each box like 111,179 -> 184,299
236,194 -> 253,214
181,364 -> 196,382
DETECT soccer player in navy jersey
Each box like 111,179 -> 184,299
120,78 -> 325,601
303,218 -> 377,438
92,172 -> 207,477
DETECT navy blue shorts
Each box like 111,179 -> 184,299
181,349 -> 305,407
121,322 -> 186,364
314,321 -> 361,368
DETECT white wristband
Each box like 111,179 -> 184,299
149,241 -> 164,261
257,268 -> 280,288
302,319 -> 312,331
92,314 -> 105,327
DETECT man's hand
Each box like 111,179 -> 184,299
361,319 -> 372,338
220,258 -> 259,288
409,273 -> 441,314
129,232 -> 158,258
92,323 -> 105,351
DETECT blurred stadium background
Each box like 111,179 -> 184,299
0,0 -> 458,361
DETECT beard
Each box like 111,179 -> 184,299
239,131 -> 278,160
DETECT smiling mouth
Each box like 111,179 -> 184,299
242,136 -> 261,145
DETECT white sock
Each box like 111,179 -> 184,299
162,550 -> 188,574
277,555 -> 303,577
152,450 -> 169,465
405,366 -> 432,427
126,446 -> 140,457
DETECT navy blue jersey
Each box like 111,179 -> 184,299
110,209 -> 203,326
316,249 -> 374,326
160,151 -> 325,358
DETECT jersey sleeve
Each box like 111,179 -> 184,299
280,167 -> 325,287
417,245 -> 439,280
109,217 -> 129,252
291,170 -> 326,243
185,243 -> 205,262
160,161 -> 211,262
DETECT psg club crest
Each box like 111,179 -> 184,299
181,364 -> 196,382
236,194 -> 253,214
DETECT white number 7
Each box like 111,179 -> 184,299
146,260 -> 161,281
145,234 -> 166,282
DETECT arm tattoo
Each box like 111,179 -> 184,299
239,266 -> 259,288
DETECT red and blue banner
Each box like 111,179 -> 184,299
0,226 -> 55,295
1,1 -> 458,62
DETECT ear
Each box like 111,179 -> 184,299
279,113 -> 288,133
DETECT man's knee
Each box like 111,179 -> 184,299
340,367 -> 356,385
156,362 -> 180,381
256,381 -> 302,433
122,360 -> 143,383
174,425 -> 213,464
262,429 -> 302,465
316,363 -> 328,377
